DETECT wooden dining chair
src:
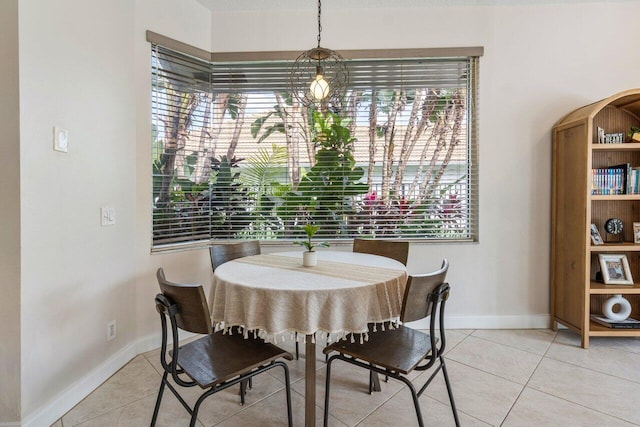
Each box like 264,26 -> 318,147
209,240 -> 261,271
151,268 -> 294,427
323,260 -> 460,427
353,238 -> 409,266
210,240 -> 300,360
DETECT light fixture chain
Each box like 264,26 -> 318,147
291,0 -> 348,109
317,0 -> 322,48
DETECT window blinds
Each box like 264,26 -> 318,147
151,44 -> 478,250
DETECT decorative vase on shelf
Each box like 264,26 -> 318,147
303,251 -> 317,267
602,294 -> 632,321
632,132 -> 640,142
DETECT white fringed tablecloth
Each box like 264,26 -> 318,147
208,251 -> 408,343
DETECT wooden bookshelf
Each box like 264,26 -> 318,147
551,88 -> 640,348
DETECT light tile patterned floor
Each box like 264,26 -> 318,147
53,329 -> 640,426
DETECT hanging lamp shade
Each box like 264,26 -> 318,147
290,0 -> 349,111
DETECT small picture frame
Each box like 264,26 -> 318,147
598,254 -> 634,285
590,224 -> 604,245
634,222 -> 640,244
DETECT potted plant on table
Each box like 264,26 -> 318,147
295,223 -> 329,267
629,126 -> 640,142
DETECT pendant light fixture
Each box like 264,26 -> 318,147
290,0 -> 349,110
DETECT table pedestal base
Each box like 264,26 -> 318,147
305,336 -> 315,427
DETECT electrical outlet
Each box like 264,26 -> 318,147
107,320 -> 116,341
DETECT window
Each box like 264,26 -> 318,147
150,38 -> 480,251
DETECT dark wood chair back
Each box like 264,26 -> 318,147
209,240 -> 261,271
353,238 -> 409,266
400,259 -> 449,323
156,268 -> 212,335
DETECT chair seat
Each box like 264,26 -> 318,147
323,325 -> 433,375
177,331 -> 293,388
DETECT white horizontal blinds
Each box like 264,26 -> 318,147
349,58 -> 469,89
468,57 -> 479,241
152,45 -> 214,247
210,62 -> 295,241
212,62 -> 292,92
151,43 -> 478,249
344,57 -> 475,240
210,58 -> 476,241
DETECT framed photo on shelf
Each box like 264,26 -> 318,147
634,222 -> 640,244
598,254 -> 634,285
590,224 -> 604,245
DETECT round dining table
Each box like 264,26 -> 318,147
209,250 -> 408,427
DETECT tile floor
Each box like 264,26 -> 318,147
53,329 -> 640,426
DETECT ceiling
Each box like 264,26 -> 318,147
196,0 -> 619,11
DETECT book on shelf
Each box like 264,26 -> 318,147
590,314 -> 640,329
632,166 -> 640,194
591,163 -> 640,195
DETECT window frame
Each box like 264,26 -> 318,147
147,31 -> 481,252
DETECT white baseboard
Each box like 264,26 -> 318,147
448,314 -> 551,329
21,340 -> 140,427
406,314 -> 551,330
135,330 -> 196,354
20,330 -> 191,427
136,331 -> 162,355
19,315 -> 550,426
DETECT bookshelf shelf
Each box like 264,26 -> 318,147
588,321 -> 640,336
590,242 -> 640,252
591,143 -> 640,151
590,282 -> 640,294
552,89 -> 640,348
591,195 -> 640,201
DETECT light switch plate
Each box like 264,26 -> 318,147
54,126 -> 69,152
101,206 -> 115,226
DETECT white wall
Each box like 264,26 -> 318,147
16,0 -> 213,424
0,0 -> 21,422
18,0 -> 137,420
207,1 -> 640,328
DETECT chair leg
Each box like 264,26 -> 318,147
369,369 -> 382,393
440,357 -> 460,427
406,380 -> 425,427
150,372 -> 168,427
295,340 -> 299,360
323,356 -> 335,427
280,362 -> 294,427
191,387 -> 217,427
324,332 -> 330,362
239,379 -> 247,405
